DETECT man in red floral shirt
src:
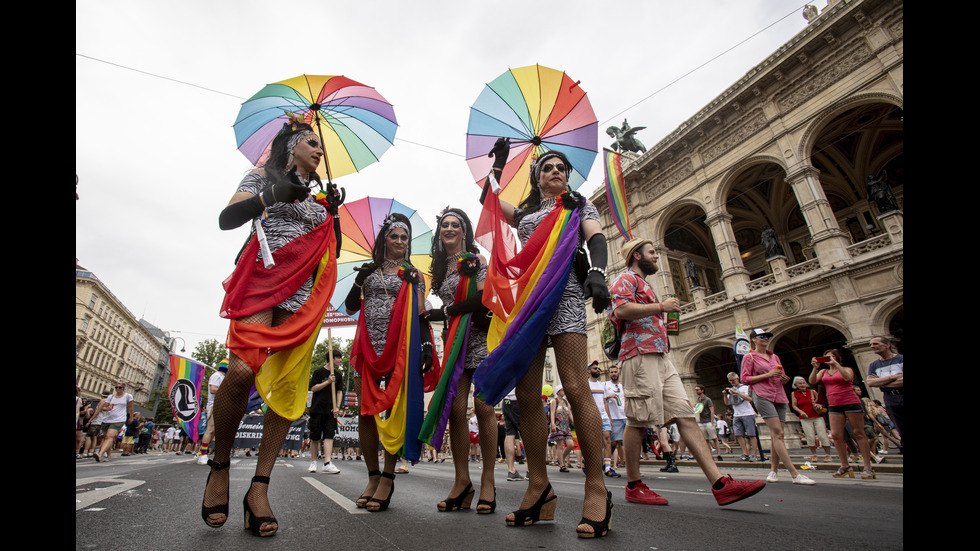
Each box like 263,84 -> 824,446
609,238 -> 764,507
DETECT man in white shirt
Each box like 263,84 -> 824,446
588,361 -> 616,476
724,372 -> 759,461
603,366 -> 627,475
197,361 -> 228,464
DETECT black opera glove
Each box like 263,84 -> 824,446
583,232 -> 610,314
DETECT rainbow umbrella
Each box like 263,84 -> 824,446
329,197 -> 433,320
233,75 -> 397,183
465,65 -> 598,207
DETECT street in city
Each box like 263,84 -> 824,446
77,451 -> 902,550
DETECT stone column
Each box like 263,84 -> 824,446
704,209 -> 751,298
785,165 -> 852,266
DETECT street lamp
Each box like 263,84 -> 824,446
170,336 -> 186,354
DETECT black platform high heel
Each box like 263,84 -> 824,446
576,490 -> 613,539
201,459 -> 230,528
438,482 -> 474,511
506,484 -> 556,527
356,470 -> 382,508
367,471 -> 396,512
477,487 -> 496,514
243,476 -> 278,537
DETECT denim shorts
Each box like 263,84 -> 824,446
753,396 -> 787,422
610,419 -> 626,442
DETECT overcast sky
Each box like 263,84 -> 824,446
76,0 -> 812,355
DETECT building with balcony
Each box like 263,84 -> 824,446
76,263 -> 164,404
588,0 -> 903,421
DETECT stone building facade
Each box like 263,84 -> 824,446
76,264 -> 164,403
588,0 -> 903,437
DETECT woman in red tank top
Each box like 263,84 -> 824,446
808,349 -> 875,479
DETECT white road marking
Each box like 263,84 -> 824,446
76,476 -> 145,511
302,477 -> 369,514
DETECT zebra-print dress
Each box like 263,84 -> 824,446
236,172 -> 328,313
514,198 -> 599,336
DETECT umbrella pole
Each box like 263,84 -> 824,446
328,327 -> 336,409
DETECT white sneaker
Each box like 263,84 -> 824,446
793,474 -> 816,485
322,462 -> 340,474
766,471 -> 778,483
309,460 -> 318,473
196,454 -> 208,465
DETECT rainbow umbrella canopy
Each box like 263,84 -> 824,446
329,197 -> 433,320
233,75 -> 398,182
466,65 -> 598,207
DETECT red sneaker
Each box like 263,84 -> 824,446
625,482 -> 668,505
712,475 -> 765,506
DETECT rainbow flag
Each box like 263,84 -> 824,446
350,273 -> 425,462
603,148 -> 632,240
419,255 -> 479,450
168,355 -> 208,442
474,191 -> 582,405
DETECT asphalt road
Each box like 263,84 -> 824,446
76,453 -> 903,550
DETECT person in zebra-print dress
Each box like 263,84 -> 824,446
343,212 -> 430,512
205,121 -> 329,536
426,207 -> 498,514
480,139 -> 614,538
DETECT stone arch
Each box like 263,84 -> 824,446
721,158 -> 798,273
868,297 -> 904,353
799,92 -> 904,161
715,154 -> 789,208
656,199 -> 723,299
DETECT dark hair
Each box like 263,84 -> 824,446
516,151 -> 573,224
263,122 -> 316,184
371,212 -> 413,264
823,349 -> 843,363
430,208 -> 478,291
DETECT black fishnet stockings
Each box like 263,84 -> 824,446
445,369 -> 497,504
202,308 -> 292,529
508,333 -> 608,529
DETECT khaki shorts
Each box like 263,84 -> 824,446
619,352 -> 694,429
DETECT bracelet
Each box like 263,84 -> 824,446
588,266 -> 606,278
422,341 -> 432,347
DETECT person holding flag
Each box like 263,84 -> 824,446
420,207 -> 498,514
344,212 -> 431,512
473,138 -> 613,538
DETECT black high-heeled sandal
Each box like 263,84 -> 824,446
201,459 -> 230,528
243,476 -> 278,537
367,472 -> 396,512
356,470 -> 382,508
477,488 -> 496,514
438,482 -> 474,511
506,484 -> 556,527
576,490 -> 613,539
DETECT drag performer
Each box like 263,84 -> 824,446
205,116 -> 343,537
345,212 -> 431,512
473,138 -> 613,538
420,207 -> 498,513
